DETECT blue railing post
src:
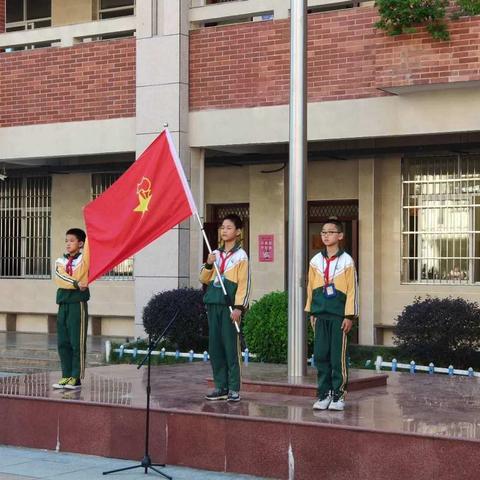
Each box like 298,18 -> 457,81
244,348 -> 249,365
409,360 -> 416,374
132,347 -> 138,359
203,351 -> 209,362
429,362 -> 434,374
189,350 -> 194,362
160,347 -> 165,360
119,345 -> 125,359
310,354 -> 315,367
448,365 -> 454,376
391,358 -> 397,372
468,367 -> 474,377
375,356 -> 383,373
175,349 -> 180,361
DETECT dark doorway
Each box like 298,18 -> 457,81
204,203 -> 250,261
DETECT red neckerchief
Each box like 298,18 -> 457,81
219,250 -> 234,274
323,253 -> 337,285
66,256 -> 75,276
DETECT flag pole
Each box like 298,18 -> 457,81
162,123 -> 240,334
194,211 -> 241,334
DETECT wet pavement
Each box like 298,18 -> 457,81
1,362 -> 479,442
0,445 -> 269,480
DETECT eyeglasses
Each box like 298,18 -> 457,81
320,231 -> 340,236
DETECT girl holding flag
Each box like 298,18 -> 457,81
200,214 -> 251,402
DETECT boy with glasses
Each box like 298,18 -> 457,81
305,219 -> 358,411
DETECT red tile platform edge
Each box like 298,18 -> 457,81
207,374 -> 388,396
0,395 -> 478,480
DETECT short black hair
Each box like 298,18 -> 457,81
222,214 -> 243,230
322,219 -> 343,233
66,228 -> 86,243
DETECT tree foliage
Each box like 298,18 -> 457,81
375,0 -> 480,40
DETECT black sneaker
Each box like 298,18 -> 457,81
227,390 -> 241,402
205,389 -> 228,401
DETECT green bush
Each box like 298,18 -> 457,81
243,291 -> 314,363
394,296 -> 480,369
142,288 -> 209,352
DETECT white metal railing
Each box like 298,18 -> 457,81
190,0 -> 373,25
0,16 -> 136,50
372,356 -> 480,378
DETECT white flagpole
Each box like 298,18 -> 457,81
194,211 -> 241,334
163,125 -> 241,334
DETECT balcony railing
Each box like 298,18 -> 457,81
190,0 -> 372,26
0,16 -> 136,51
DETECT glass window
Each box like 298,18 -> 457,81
6,0 -> 51,31
26,0 -> 51,20
0,176 -> 51,278
6,0 -> 23,23
402,156 -> 480,284
99,0 -> 135,20
101,0 -> 135,8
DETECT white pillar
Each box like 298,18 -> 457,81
358,158 -> 380,345
134,0 -> 190,337
189,148 -> 205,286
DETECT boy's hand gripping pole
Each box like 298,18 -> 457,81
194,212 -> 241,334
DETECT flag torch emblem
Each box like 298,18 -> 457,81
134,177 -> 153,213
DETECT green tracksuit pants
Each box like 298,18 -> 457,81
57,302 -> 88,379
207,304 -> 241,392
313,314 -> 348,399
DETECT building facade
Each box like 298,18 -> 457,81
1,0 -> 480,345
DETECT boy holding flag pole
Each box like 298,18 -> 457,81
83,128 -> 246,399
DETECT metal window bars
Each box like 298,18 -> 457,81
402,155 -> 480,284
91,173 -> 133,280
0,176 -> 51,279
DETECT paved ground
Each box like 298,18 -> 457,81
0,446 -> 270,480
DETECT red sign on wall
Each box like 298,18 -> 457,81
258,234 -> 274,262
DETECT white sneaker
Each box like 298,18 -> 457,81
313,394 -> 332,410
328,397 -> 345,411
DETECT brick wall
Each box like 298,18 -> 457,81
0,0 -> 5,33
190,6 -> 480,110
0,38 -> 136,127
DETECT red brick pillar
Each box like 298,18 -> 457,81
0,0 -> 5,33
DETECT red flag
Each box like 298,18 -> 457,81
84,129 -> 197,283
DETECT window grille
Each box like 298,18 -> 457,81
308,202 -> 358,220
402,155 -> 480,284
91,173 -> 133,280
0,176 -> 51,278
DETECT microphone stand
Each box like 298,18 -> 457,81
103,310 -> 179,478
